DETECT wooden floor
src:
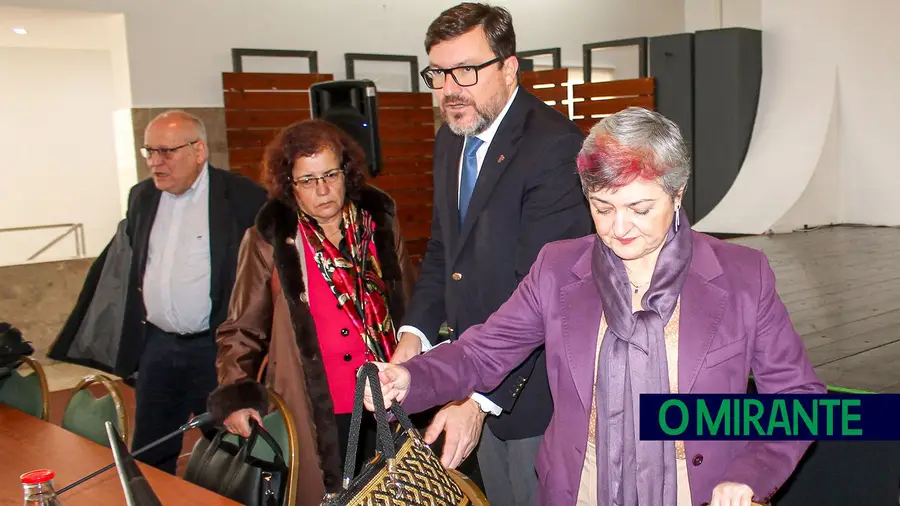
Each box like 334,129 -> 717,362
729,225 -> 900,392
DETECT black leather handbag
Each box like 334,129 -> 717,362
321,362 -> 469,506
184,420 -> 288,506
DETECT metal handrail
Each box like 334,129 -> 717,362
0,223 -> 85,261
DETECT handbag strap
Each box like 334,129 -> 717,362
342,362 -> 415,488
248,418 -> 289,468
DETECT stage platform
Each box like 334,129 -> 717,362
729,225 -> 900,392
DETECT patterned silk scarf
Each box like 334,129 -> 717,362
297,202 -> 398,362
590,207 -> 693,506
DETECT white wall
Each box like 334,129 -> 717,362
0,47 -> 121,266
837,0 -> 900,225
0,0 -> 685,107
692,0 -> 900,233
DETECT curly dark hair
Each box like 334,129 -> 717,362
262,119 -> 368,208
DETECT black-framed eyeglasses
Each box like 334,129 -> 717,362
420,57 -> 502,89
140,140 -> 198,160
291,168 -> 344,190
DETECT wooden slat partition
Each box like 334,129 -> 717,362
374,91 -> 437,265
519,69 -> 569,116
571,77 -> 655,133
223,72 -> 334,182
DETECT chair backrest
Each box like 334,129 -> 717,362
0,356 -> 49,420
447,469 -> 490,506
62,374 -> 130,447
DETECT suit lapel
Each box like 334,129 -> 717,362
442,135 -> 464,248
135,189 -> 161,282
679,235 -> 729,394
452,93 -> 530,262
207,167 -> 231,310
561,247 -> 602,411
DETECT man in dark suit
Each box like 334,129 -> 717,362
389,3 -> 592,505
123,111 -> 266,473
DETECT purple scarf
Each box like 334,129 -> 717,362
591,207 -> 692,506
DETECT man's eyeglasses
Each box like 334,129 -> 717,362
140,140 -> 198,160
291,169 -> 344,190
420,57 -> 502,90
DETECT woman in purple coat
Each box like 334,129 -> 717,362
366,107 -> 825,506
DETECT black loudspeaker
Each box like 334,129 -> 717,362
692,28 -> 762,223
309,79 -> 382,177
648,33 -> 696,223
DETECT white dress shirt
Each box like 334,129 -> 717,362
397,87 -> 520,415
142,164 -> 212,335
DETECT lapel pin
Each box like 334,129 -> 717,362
497,154 -> 506,163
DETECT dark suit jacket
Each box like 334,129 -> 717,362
402,89 -> 593,439
118,166 -> 267,377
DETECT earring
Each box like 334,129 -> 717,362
674,206 -> 681,232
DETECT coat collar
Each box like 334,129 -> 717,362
256,185 -> 396,244
678,232 -> 728,394
561,232 -> 730,410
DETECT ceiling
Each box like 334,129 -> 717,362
0,6 -> 120,50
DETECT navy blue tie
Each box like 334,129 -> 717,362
458,136 -> 484,226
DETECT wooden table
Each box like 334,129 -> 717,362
0,405 -> 241,505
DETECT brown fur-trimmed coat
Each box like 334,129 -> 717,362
207,185 -> 415,506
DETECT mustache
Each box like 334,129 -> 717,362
441,94 -> 474,108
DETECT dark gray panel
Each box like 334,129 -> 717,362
692,28 -> 762,223
649,33 -> 695,223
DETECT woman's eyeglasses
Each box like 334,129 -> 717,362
292,169 -> 344,189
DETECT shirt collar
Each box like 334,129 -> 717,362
474,85 -> 519,145
174,162 -> 209,202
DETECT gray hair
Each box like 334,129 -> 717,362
145,110 -> 208,145
576,107 -> 690,197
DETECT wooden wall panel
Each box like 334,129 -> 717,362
520,69 -> 571,118
222,72 -> 334,177
571,77 -> 655,134
375,91 -> 436,266
222,76 -> 438,266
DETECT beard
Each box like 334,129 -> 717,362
440,92 -> 506,137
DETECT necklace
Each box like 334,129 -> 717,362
629,279 -> 649,294
624,264 -> 651,294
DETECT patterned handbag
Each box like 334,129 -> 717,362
321,362 -> 470,506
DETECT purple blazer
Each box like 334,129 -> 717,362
402,231 -> 826,506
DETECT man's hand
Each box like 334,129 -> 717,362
363,362 -> 411,411
710,482 -> 755,506
424,398 -> 487,469
390,332 -> 423,364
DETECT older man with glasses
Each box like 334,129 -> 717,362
122,110 -> 266,474
388,3 -> 593,505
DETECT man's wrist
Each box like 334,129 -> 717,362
465,397 -> 488,420
469,392 -> 502,416
397,325 -> 431,353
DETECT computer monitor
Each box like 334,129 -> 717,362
105,421 -> 163,506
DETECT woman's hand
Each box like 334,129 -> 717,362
363,362 -> 411,411
223,408 -> 264,437
710,482 -> 755,506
